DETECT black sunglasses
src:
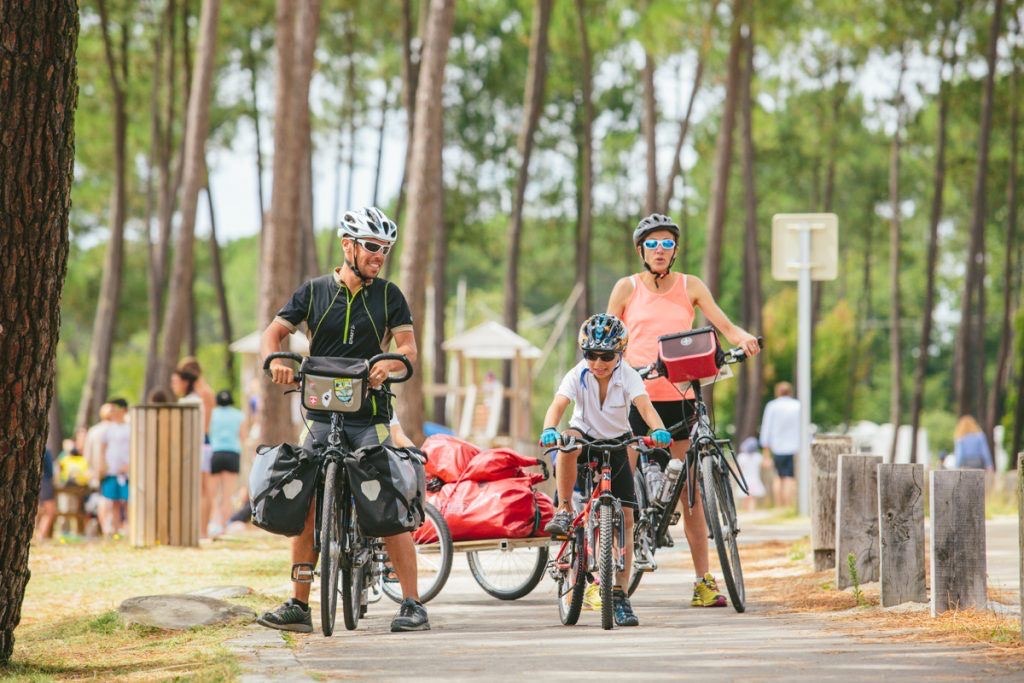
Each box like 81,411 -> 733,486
355,238 -> 392,255
584,350 -> 618,362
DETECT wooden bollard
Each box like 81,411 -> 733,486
129,403 -> 202,547
811,435 -> 853,571
835,454 -> 882,589
930,469 -> 986,616
877,463 -> 926,606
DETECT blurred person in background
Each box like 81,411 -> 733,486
208,389 -> 246,537
952,416 -> 994,472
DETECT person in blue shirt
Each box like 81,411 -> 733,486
952,415 -> 994,471
209,389 -> 247,536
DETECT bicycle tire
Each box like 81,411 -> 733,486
341,558 -> 362,630
558,527 -> 586,625
700,451 -> 745,612
320,460 -> 341,636
598,502 -> 614,630
380,502 -> 454,604
627,469 -> 655,597
467,544 -> 549,601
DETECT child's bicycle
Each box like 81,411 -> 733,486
545,432 -> 658,630
629,327 -> 763,613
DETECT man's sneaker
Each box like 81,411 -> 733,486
390,598 -> 430,632
544,509 -> 573,538
257,598 -> 313,633
612,588 -> 639,626
582,582 -> 602,611
691,573 -> 728,607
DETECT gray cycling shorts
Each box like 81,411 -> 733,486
302,419 -> 392,452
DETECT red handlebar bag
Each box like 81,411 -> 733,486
658,326 -> 722,383
414,477 -> 554,543
421,435 -> 481,483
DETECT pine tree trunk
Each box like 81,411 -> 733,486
642,50 -> 658,214
888,51 -> 907,464
701,0 -> 743,296
503,0 -> 553,335
910,17 -> 959,465
572,0 -> 595,331
160,0 -> 222,381
259,0 -> 321,445
0,1 -> 78,663
395,0 -> 456,445
395,0 -> 422,224
205,178 -> 235,382
735,8 -> 763,442
956,0 -> 1004,419
432,216 -> 448,423
75,0 -> 129,431
245,33 -> 267,235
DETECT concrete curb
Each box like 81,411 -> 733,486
228,625 -> 316,683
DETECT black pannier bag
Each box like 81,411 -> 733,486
345,445 -> 427,538
300,356 -> 370,413
249,443 -> 320,536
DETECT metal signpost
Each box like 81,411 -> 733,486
771,213 -> 838,516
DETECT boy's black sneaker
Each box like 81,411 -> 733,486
544,509 -> 573,538
257,598 -> 313,633
390,598 -> 430,632
612,588 -> 639,627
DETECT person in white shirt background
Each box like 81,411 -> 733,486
759,381 -> 801,510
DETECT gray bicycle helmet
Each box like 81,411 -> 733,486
632,213 -> 680,246
337,206 -> 399,243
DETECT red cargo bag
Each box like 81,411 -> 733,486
460,447 -> 550,482
421,435 -> 480,483
658,326 -> 722,383
414,474 -> 554,543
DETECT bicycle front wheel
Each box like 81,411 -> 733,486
598,502 -> 614,630
381,502 -> 453,604
700,451 -> 745,612
320,461 -> 342,636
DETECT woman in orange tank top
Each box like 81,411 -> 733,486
607,213 -> 761,608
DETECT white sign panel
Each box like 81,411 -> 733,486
771,213 -> 839,281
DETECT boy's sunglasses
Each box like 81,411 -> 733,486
355,239 -> 392,255
584,350 -> 618,362
643,238 -> 676,250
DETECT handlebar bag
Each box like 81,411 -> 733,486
657,326 -> 722,383
345,445 -> 426,537
300,356 -> 370,413
249,443 -> 319,536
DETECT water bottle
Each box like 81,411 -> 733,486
643,462 -> 664,504
657,459 -> 685,505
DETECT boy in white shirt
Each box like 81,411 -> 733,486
539,313 -> 671,627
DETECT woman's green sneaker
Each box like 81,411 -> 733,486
691,573 -> 727,607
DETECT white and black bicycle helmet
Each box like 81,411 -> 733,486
337,206 -> 399,243
632,213 -> 680,287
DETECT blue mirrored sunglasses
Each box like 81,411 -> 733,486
643,238 -> 676,250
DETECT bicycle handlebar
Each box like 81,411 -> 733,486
262,351 -> 414,384
543,433 -> 668,456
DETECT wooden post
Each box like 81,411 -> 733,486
835,453 -> 882,589
930,469 -> 986,616
811,435 -> 852,571
129,404 -> 202,547
1017,453 -> 1022,639
877,463 -> 926,606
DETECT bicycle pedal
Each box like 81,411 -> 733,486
669,511 -> 681,526
290,562 -> 315,584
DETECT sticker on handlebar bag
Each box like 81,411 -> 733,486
334,378 -> 355,405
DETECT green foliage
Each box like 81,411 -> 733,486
847,552 -> 866,607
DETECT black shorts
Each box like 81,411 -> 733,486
210,450 -> 241,474
629,400 -> 697,439
564,431 -> 636,510
772,453 -> 795,478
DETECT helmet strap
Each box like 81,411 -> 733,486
640,248 -> 676,289
343,249 -> 373,286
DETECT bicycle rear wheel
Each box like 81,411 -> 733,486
557,527 -> 586,625
627,469 -> 655,597
340,485 -> 364,630
700,451 -> 745,612
320,461 -> 341,636
341,557 -> 362,630
381,502 -> 453,604
598,502 -> 614,630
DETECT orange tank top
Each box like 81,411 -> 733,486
621,273 -> 695,402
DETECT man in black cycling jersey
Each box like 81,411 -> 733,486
257,206 -> 429,633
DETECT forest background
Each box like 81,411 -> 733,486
58,0 -> 1024,465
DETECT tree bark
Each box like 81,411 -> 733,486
259,0 -> 322,445
159,0 -> 222,382
503,0 -> 553,335
734,8 -> 763,443
888,50 -> 907,464
642,49 -> 658,214
572,0 -> 595,331
205,177 -> 235,382
245,32 -> 267,236
910,13 -> 960,465
395,0 -> 456,445
701,0 -> 743,296
955,0 -> 1004,419
660,0 -> 719,214
395,0 -> 422,224
75,0 -> 129,431
432,215 -> 448,424
0,1 -> 78,663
